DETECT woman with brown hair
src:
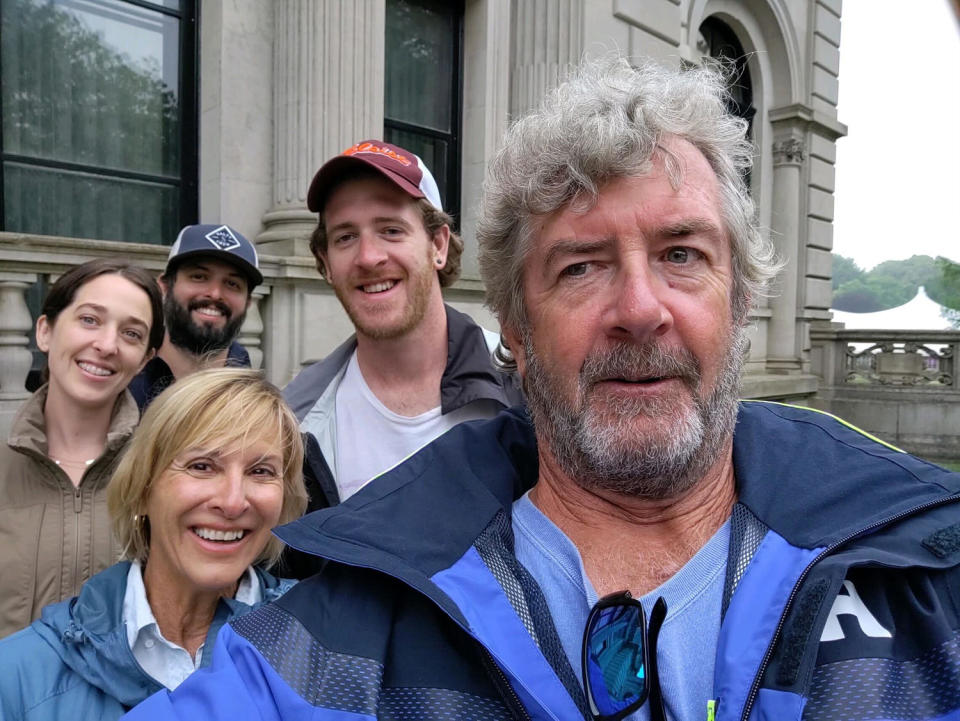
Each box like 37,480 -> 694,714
0,259 -> 164,639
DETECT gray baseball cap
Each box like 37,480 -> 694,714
166,224 -> 263,288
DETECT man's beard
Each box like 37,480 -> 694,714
522,327 -> 747,500
332,249 -> 435,341
164,293 -> 246,356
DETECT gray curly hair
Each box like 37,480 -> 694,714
477,56 -> 780,347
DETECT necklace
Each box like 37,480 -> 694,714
51,457 -> 96,468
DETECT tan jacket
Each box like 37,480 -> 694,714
0,386 -> 138,639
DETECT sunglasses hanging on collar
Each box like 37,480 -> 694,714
581,592 -> 668,721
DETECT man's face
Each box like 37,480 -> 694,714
162,259 -> 249,355
321,175 -> 447,341
505,138 -> 745,499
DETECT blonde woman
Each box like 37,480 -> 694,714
0,368 -> 308,720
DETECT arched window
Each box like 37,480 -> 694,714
697,18 -> 755,188
697,17 -> 756,138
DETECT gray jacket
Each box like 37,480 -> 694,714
280,304 -> 523,578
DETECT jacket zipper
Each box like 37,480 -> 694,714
480,646 -> 532,720
74,485 -> 83,596
738,493 -> 960,721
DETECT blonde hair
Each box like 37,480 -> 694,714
108,368 -> 307,569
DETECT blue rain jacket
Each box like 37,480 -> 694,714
0,561 -> 293,721
124,403 -> 960,721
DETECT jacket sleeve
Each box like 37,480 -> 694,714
122,624 -> 336,721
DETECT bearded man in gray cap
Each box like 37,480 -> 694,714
129,224 -> 262,410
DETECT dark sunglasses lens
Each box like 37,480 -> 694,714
584,604 -> 648,716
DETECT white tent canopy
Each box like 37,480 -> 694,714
831,286 -> 953,330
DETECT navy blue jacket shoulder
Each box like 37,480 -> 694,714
128,342 -> 250,412
123,403 -> 960,721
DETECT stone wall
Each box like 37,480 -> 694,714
0,0 -> 851,438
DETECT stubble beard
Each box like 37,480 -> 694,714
164,293 -> 246,357
522,326 -> 747,500
334,248 -> 436,341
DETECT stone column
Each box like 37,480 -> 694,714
510,0 -> 584,117
258,0 -> 386,255
0,273 -> 36,439
459,0 -> 512,282
767,132 -> 805,372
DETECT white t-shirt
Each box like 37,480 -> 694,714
334,351 -> 499,500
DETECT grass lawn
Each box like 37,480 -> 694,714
940,460 -> 960,472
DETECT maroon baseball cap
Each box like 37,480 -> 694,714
306,140 -> 443,214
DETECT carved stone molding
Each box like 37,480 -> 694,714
772,137 -> 806,166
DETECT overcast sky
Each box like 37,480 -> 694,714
832,0 -> 960,270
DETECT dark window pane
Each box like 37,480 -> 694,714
385,0 -> 454,133
4,162 -> 179,244
383,128 -> 449,210
2,0 -> 181,177
697,17 -> 754,188
697,17 -> 754,130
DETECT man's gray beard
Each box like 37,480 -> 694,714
522,327 -> 747,500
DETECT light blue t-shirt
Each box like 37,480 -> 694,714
512,492 -> 729,721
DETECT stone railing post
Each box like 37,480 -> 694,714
0,273 -> 37,438
238,285 -> 269,370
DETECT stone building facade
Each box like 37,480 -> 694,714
0,0 -> 845,437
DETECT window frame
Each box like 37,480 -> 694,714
383,0 -> 464,224
0,0 -> 199,239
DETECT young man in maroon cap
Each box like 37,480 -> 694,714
283,140 -> 522,522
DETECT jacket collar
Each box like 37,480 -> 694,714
440,304 -> 520,413
285,304 -> 521,423
280,402 -> 960,581
32,561 -> 290,707
6,384 -> 139,458
275,407 -> 537,584
733,401 -> 960,550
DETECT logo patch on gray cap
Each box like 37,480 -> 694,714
205,225 -> 241,251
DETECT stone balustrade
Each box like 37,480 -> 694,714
810,323 -> 960,460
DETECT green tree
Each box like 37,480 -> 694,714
830,253 -> 957,312
833,274 -> 915,312
870,255 -> 937,290
928,257 -> 960,328
927,256 -> 960,308
832,254 -> 863,290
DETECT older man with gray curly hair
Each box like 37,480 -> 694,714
126,57 -> 960,721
